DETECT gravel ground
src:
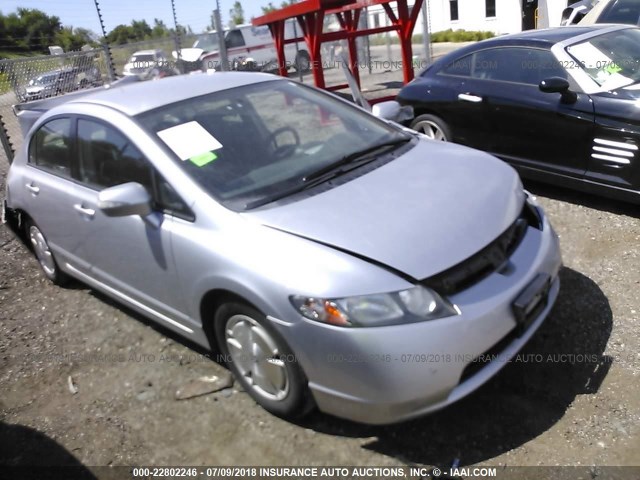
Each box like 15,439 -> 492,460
1,82 -> 639,475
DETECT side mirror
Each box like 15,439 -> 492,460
372,100 -> 414,123
98,182 -> 152,218
539,77 -> 577,103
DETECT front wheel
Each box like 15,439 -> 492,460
214,302 -> 312,418
410,114 -> 451,142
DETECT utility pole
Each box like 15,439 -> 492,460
421,0 -> 432,66
214,3 -> 229,71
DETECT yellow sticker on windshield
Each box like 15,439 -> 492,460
190,151 -> 217,167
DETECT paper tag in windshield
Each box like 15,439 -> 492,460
157,121 -> 222,160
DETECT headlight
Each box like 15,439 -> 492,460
523,189 -> 543,229
290,286 -> 458,328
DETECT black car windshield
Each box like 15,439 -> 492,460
137,80 -> 408,210
566,28 -> 640,89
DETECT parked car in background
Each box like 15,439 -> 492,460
175,23 -> 310,73
561,0 -> 600,25
579,0 -> 640,25
19,66 -> 102,102
122,49 -> 168,76
4,72 -> 561,424
398,25 -> 640,204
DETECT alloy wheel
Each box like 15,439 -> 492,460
224,314 -> 289,401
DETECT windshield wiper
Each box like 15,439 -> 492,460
302,136 -> 412,183
243,136 -> 411,210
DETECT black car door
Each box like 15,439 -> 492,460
402,56 -> 493,151
589,92 -> 640,189
467,47 -> 595,178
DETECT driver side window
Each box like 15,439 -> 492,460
77,118 -> 192,219
77,118 -> 153,191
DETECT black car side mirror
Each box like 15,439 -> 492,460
539,77 -> 577,104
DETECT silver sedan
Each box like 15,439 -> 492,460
4,72 -> 562,424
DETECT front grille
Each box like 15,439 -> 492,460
422,202 -> 540,296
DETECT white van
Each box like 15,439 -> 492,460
174,22 -> 310,73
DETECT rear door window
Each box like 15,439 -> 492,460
28,117 -> 73,178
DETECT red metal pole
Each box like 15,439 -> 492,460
396,0 -> 415,84
268,21 -> 289,77
298,11 -> 326,89
344,10 -> 362,88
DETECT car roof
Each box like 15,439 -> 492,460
426,24 -> 630,71
67,72 -> 280,116
481,25 -> 613,46
581,0 -> 640,24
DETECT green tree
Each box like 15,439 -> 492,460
229,1 -> 245,26
261,3 -> 277,14
131,19 -> 152,39
105,19 -> 155,45
54,26 -> 96,51
0,8 -> 62,53
151,18 -> 169,38
260,1 -> 297,14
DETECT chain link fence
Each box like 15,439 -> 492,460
108,35 -> 198,76
0,7 -> 436,165
0,47 -> 113,161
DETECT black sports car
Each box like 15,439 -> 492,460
397,25 -> 640,204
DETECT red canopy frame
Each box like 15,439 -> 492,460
253,0 -> 424,99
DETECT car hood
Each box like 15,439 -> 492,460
619,84 -> 640,98
174,48 -> 204,62
244,140 -> 525,280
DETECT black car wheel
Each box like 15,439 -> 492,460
214,302 -> 313,418
410,114 -> 451,142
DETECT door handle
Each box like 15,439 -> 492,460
458,93 -> 483,103
73,204 -> 96,217
25,183 -> 40,195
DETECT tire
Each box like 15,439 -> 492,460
214,302 -> 312,418
25,220 -> 70,286
410,114 -> 451,142
294,50 -> 311,72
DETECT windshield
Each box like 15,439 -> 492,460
566,28 -> 640,89
137,80 -> 407,210
30,73 -> 58,86
130,54 -> 156,63
193,33 -> 220,51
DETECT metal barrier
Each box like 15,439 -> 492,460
109,35 -> 196,76
0,47 -> 111,161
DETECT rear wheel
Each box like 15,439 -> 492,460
410,114 -> 451,142
214,302 -> 312,418
26,220 -> 70,286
